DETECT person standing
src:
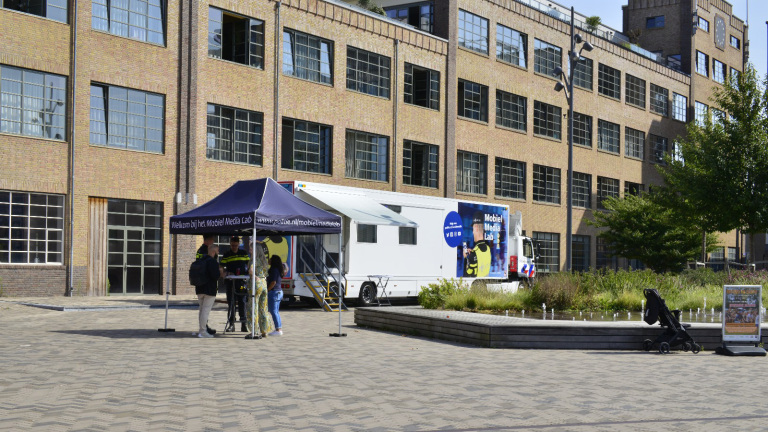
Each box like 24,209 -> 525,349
267,255 -> 285,336
220,235 -> 249,332
196,244 -> 221,338
196,233 -> 215,259
245,243 -> 275,339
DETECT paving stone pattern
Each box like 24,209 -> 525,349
1,298 -> 767,431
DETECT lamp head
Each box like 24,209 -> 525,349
553,66 -> 563,77
554,81 -> 565,92
582,41 -> 594,52
574,34 -> 583,44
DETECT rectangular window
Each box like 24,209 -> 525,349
0,190 -> 64,264
281,118 -> 332,174
597,176 -> 619,210
646,16 -> 665,29
495,157 -> 525,200
283,29 -> 333,85
730,35 -> 740,49
572,235 -> 590,272
206,104 -> 263,166
346,46 -> 391,98
712,59 -> 726,84
92,0 -> 165,45
695,101 -> 709,125
650,84 -> 669,116
0,65 -> 67,140
572,172 -> 591,209
207,7 -> 264,69
533,100 -> 561,140
598,63 -> 621,99
90,84 -> 164,153
533,232 -> 559,273
458,79 -> 488,122
667,54 -> 682,71
650,134 -> 668,164
728,247 -> 737,262
403,140 -> 438,188
534,39 -> 562,78
625,127 -> 644,159
698,17 -> 709,32
495,89 -> 526,131
399,227 -> 417,245
625,74 -> 646,108
357,224 -> 377,243
404,63 -> 439,110
672,92 -> 687,122
596,236 -> 617,270
456,151 -> 487,195
496,24 -> 526,67
384,2 -> 434,34
572,112 -> 592,147
730,67 -> 740,81
4,0 -> 66,22
696,51 -> 709,77
345,129 -> 388,181
458,9 -> 488,54
712,108 -> 725,125
624,181 -> 644,196
572,57 -> 593,90
533,164 -> 560,204
597,119 -> 620,154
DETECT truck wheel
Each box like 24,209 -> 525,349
358,282 -> 377,306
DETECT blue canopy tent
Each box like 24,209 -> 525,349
162,178 -> 344,337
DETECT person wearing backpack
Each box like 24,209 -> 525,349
195,244 -> 221,338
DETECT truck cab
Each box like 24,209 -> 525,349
507,211 -> 536,286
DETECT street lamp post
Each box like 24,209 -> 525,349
552,7 -> 593,272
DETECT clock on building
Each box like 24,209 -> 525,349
714,15 -> 726,50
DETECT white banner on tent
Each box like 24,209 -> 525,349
722,285 -> 762,343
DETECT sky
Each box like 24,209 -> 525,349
561,0 -> 767,79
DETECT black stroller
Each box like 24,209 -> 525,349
642,289 -> 701,354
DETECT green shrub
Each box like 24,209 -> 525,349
417,278 -> 468,309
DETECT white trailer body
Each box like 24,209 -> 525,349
280,181 -> 512,305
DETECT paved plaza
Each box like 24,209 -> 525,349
1,296 -> 768,431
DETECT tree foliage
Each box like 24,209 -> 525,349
657,65 -> 768,239
589,194 -> 718,273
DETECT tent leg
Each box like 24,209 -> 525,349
330,230 -> 346,337
159,233 -> 175,332
246,221 -> 259,340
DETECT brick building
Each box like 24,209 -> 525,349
0,0 -> 750,296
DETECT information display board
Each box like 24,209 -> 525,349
722,285 -> 762,343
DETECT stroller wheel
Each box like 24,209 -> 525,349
642,339 -> 653,352
682,342 -> 692,352
659,342 -> 670,354
691,343 -> 701,354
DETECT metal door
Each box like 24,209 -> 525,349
107,227 -> 144,294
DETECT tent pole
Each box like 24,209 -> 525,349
330,228 -> 347,337
251,213 -> 257,340
158,233 -> 175,332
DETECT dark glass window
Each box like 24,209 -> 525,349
0,65 -> 66,140
651,134 -> 668,164
572,235 -> 590,272
281,118 -> 332,174
496,89 -> 526,131
596,237 -> 617,270
650,84 -> 669,116
495,157 -> 525,200
696,51 -> 709,77
572,172 -> 591,209
625,127 -> 644,159
730,35 -> 740,49
3,0 -> 66,22
208,7 -> 264,69
458,79 -> 488,122
625,74 -> 646,108
456,151 -> 487,195
597,176 -> 619,210
90,84 -> 164,153
598,63 -> 621,99
533,164 -> 560,204
403,140 -> 438,188
384,2 -> 434,34
206,104 -> 262,166
496,24 -> 526,67
712,59 -> 726,84
0,190 -> 64,264
698,17 -> 709,32
92,0 -> 165,45
345,129 -> 388,181
404,63 -> 439,110
357,224 -> 377,243
572,57 -> 593,90
534,39 -> 562,78
533,101 -> 561,140
597,119 -> 620,154
533,232 -> 559,273
572,112 -> 592,147
283,29 -> 333,85
646,16 -> 665,29
624,181 -> 644,197
346,47 -> 391,98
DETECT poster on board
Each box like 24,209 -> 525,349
722,285 -> 762,343
452,202 -> 508,279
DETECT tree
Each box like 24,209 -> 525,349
358,0 -> 385,16
656,65 -> 768,263
589,194 -> 718,272
585,16 -> 601,34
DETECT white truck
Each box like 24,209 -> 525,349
264,181 -> 536,309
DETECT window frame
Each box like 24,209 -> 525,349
597,119 -> 620,154
532,231 -> 560,273
646,15 -> 665,29
0,190 -> 65,265
90,83 -> 165,154
346,46 -> 391,99
571,171 -> 591,209
207,7 -> 265,69
696,50 -> 709,77
495,89 -> 526,132
92,0 -> 166,45
650,134 -> 668,164
205,103 -> 263,166
458,9 -> 489,55
572,112 -> 592,148
533,38 -> 562,78
456,150 -> 487,195
572,235 -> 591,272
280,117 -> 333,174
730,35 -> 741,49
494,157 -> 526,200
625,74 -> 646,109
496,23 -> 527,68
598,63 -> 621,100
572,56 -> 593,91
624,127 -> 645,160
1,65 -> 67,141
672,92 -> 687,122
403,140 -> 439,189
404,63 -> 440,110
649,83 -> 669,117
458,79 -> 489,122
712,59 -> 726,84
533,164 -> 561,205
344,129 -> 389,182
597,176 -> 620,210
533,100 -> 562,140
282,28 -> 334,85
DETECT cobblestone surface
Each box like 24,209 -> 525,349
1,297 -> 767,431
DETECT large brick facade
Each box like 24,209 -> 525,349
0,0 -> 749,297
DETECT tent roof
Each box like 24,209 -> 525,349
169,178 -> 341,235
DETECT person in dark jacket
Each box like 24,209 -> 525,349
196,244 -> 221,338
196,233 -> 215,259
221,235 -> 249,332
